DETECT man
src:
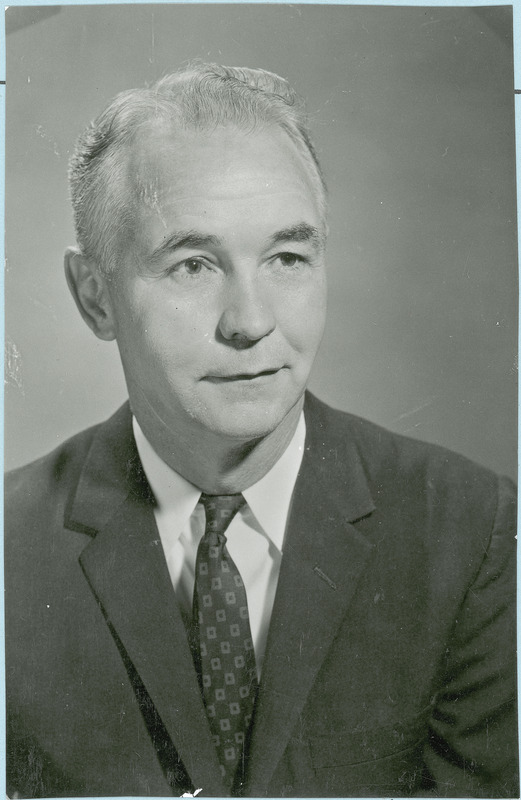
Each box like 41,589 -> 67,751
5,62 -> 517,798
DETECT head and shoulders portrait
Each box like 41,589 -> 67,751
4,5 -> 517,798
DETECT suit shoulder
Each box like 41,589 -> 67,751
5,422 -> 101,522
305,393 -> 515,516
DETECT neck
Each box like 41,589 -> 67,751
131,396 -> 304,494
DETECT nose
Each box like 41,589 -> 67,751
218,272 -> 276,344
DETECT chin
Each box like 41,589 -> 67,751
198,395 -> 301,442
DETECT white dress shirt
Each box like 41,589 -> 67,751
132,415 -> 306,675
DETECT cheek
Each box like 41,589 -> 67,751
276,278 -> 327,353
119,294 -> 208,353
151,321 -> 226,394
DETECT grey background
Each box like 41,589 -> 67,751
5,4 -> 517,479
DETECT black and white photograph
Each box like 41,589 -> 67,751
4,4 -> 518,797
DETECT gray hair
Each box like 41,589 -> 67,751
68,62 -> 328,274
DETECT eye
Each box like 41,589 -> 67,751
181,258 -> 205,275
169,257 -> 212,279
275,252 -> 305,268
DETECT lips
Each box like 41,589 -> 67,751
204,368 -> 282,382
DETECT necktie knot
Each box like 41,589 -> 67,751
200,493 -> 246,540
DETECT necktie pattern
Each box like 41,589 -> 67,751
193,493 -> 258,791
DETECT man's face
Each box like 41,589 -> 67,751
105,123 -> 327,445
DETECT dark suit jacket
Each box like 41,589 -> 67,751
5,393 -> 518,798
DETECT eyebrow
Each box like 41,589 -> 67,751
267,223 -> 326,249
149,222 -> 326,262
150,231 -> 223,262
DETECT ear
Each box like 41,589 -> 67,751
64,247 -> 117,341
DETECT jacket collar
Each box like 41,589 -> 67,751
65,402 -> 150,536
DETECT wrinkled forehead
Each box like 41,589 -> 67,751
124,120 -> 323,218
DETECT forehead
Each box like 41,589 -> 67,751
125,122 -> 322,227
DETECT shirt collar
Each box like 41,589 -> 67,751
242,415 -> 305,552
132,414 -> 306,554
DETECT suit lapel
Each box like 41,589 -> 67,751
65,405 -> 227,796
245,395 -> 377,795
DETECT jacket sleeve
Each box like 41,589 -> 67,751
422,474 -> 518,797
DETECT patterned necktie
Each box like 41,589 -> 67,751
192,493 -> 258,791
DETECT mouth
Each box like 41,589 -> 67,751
204,368 -> 283,383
